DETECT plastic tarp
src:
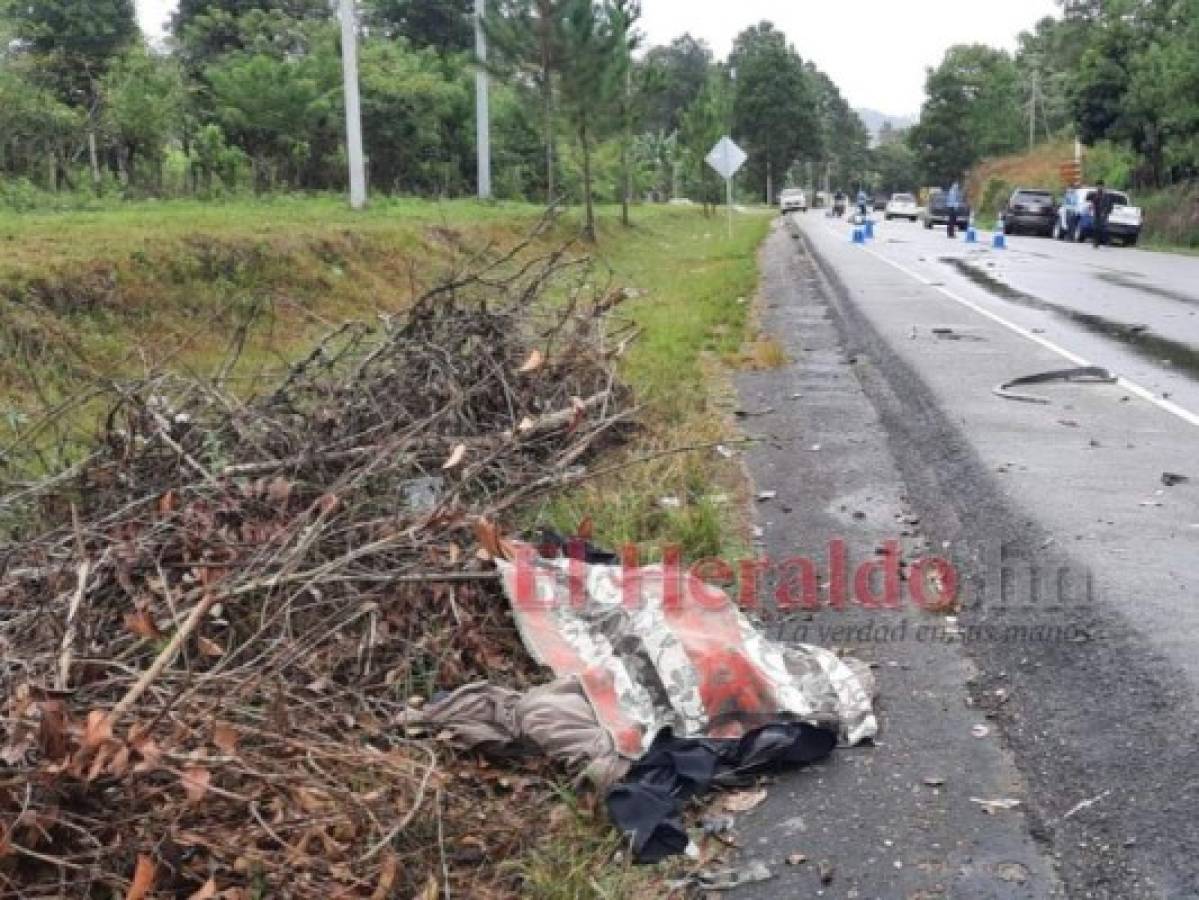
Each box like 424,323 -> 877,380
496,546 -> 878,756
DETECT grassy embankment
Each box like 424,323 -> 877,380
0,197 -> 774,897
966,139 -> 1199,249
0,196 -> 772,554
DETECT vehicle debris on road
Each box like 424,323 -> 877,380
993,366 -> 1118,404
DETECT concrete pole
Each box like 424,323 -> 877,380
339,0 -> 367,209
475,0 -> 492,199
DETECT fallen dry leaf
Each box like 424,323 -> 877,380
126,854 -> 155,900
188,877 -> 217,900
371,852 -> 398,900
517,349 -> 545,374
124,609 -> 161,640
196,636 -> 224,658
182,766 -> 212,803
84,711 -> 113,749
266,477 -> 293,505
212,722 -> 239,754
442,443 -> 467,470
418,874 -> 440,900
723,788 -> 768,813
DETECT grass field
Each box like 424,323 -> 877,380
0,196 -> 774,896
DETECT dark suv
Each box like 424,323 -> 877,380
920,189 -> 971,229
1000,188 -> 1057,237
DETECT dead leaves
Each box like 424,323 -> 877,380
517,349 -> 545,374
442,443 -> 467,471
125,609 -> 162,640
126,854 -> 156,900
182,766 -> 212,804
188,879 -> 218,900
212,722 -> 239,754
85,711 -> 113,749
723,788 -> 768,813
371,852 -> 399,900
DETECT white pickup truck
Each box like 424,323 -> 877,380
1055,186 -> 1144,246
778,188 -> 808,214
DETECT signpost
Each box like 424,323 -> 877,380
706,136 -> 747,239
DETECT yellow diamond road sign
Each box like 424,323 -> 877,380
706,136 -> 747,181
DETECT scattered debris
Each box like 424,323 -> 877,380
724,788 -> 769,813
994,862 -> 1031,884
972,724 -> 991,739
923,776 -> 946,788
659,495 -> 683,509
757,490 -> 779,501
818,859 -> 836,884
690,860 -> 775,891
993,366 -> 1117,405
786,852 -> 809,866
1061,789 -> 1113,821
972,798 -> 1023,814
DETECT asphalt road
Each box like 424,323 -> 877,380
730,214 -> 1199,898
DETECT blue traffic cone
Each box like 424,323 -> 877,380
852,227 -> 865,244
992,228 -> 1006,250
966,227 -> 978,243
864,219 -> 875,240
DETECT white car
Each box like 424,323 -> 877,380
884,192 -> 920,222
779,188 -> 808,214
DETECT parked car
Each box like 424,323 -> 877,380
1054,186 -> 1143,246
778,188 -> 808,214
872,193 -> 888,211
884,192 -> 920,222
920,189 -> 970,229
1000,188 -> 1057,237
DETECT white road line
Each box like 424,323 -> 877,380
816,221 -> 1199,430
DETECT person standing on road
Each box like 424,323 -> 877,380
946,181 -> 962,238
1088,180 -> 1111,249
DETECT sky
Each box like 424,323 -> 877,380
135,0 -> 1060,115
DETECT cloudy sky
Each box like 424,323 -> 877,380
135,0 -> 1059,115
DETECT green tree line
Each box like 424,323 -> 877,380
0,1 -> 874,216
905,0 -> 1199,189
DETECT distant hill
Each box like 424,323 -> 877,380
855,108 -> 918,144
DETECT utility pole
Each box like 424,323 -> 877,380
475,0 -> 492,199
338,0 -> 367,209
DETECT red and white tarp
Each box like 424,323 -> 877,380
497,547 -> 877,757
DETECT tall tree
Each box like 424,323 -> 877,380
172,0 -> 331,66
679,67 -> 732,213
605,0 -> 640,227
484,0 -> 570,203
641,34 -> 711,135
102,47 -> 186,189
729,22 -> 820,202
909,44 -> 1023,186
364,0 -> 473,52
556,0 -> 620,240
1,0 -> 138,104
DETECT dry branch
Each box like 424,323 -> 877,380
0,232 -> 637,898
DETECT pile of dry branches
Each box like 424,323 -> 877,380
0,235 -> 637,898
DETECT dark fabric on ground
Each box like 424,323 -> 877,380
605,721 -> 837,863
